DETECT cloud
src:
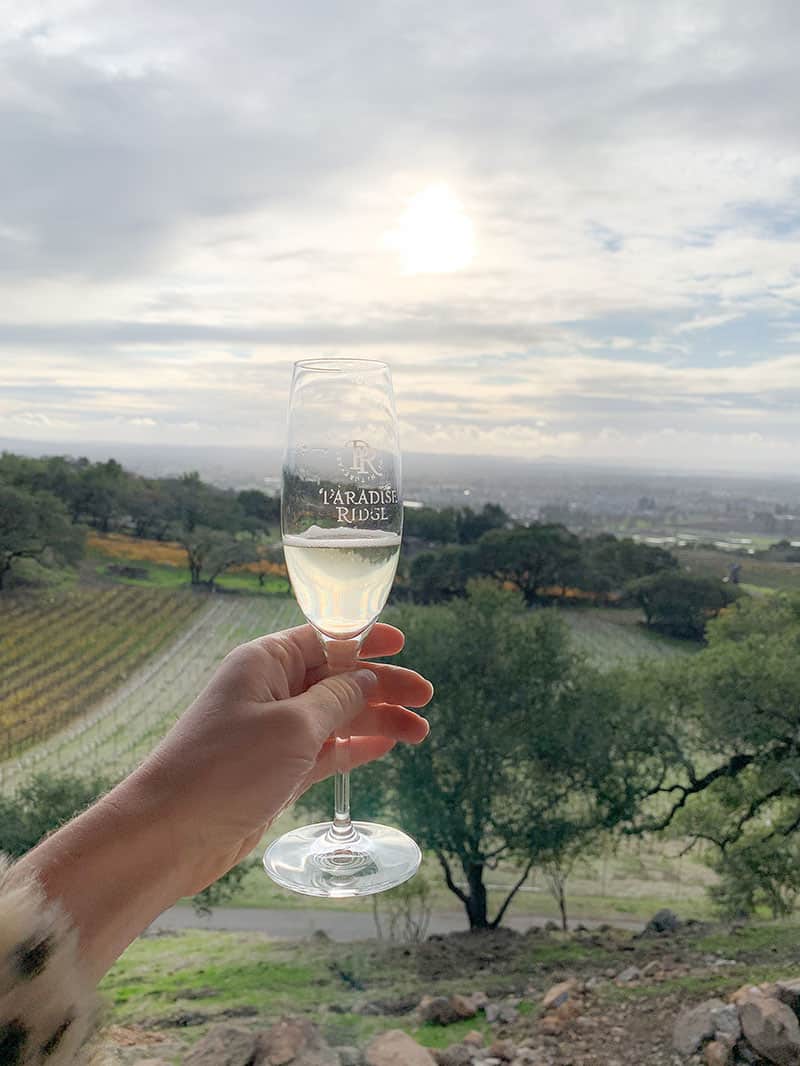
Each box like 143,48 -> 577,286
675,312 -> 744,333
1,1 -> 800,470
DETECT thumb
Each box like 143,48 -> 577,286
290,668 -> 379,738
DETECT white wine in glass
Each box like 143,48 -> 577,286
263,358 -> 421,897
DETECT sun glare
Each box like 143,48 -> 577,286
385,183 -> 476,274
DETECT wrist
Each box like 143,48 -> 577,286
16,772 -> 185,982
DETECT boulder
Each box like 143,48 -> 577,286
432,1046 -> 473,1066
416,993 -> 485,1026
704,1041 -> 731,1066
542,980 -> 576,1012
672,999 -> 727,1057
485,1002 -> 519,1025
641,909 -> 681,936
417,996 -> 462,1026
183,1025 -> 260,1066
449,993 -> 484,1020
488,1039 -> 515,1061
365,1030 -> 437,1066
739,994 -> 800,1065
710,1003 -> 741,1046
261,1018 -> 339,1066
615,966 -> 641,984
463,1031 -> 484,1047
732,984 -> 777,1006
776,979 -> 800,1016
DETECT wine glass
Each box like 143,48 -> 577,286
263,357 -> 421,897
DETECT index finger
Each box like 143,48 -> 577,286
270,621 -> 405,673
360,624 -> 405,659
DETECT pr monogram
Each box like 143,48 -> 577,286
338,439 -> 384,483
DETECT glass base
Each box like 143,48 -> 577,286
263,820 -> 422,898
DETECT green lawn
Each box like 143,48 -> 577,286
87,551 -> 290,596
678,547 -> 800,591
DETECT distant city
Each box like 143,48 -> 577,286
4,436 -> 800,551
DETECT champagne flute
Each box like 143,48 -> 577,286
263,357 -> 421,897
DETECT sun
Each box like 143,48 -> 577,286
384,183 -> 476,274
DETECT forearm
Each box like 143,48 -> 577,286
13,767 -> 184,983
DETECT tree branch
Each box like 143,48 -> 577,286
720,785 -> 786,849
630,752 -> 756,834
436,851 -> 468,906
490,859 -> 534,929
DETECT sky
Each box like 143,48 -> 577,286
2,1 -> 800,473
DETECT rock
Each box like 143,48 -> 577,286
432,1046 -> 473,1066
463,1031 -> 484,1047
615,966 -> 642,984
417,996 -> 463,1026
672,999 -> 728,1057
183,1025 -> 260,1066
740,994 -> 800,1065
641,908 -> 681,936
260,1017 -> 339,1066
732,984 -> 776,1006
711,1004 -> 742,1045
542,979 -> 576,1012
704,1042 -> 731,1066
539,1015 -> 563,1037
449,993 -> 483,1020
365,1031 -> 437,1066
485,1002 -> 519,1025
488,1039 -> 515,1061
776,979 -> 800,1015
544,920 -> 559,932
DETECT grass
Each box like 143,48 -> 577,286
88,554 -> 289,596
98,914 -> 800,1062
101,932 -> 322,1024
86,532 -> 290,597
557,606 -> 697,666
678,547 -> 800,591
99,924 -> 610,1050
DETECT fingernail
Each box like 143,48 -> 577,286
351,668 -> 378,694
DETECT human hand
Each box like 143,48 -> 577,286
126,622 -> 433,897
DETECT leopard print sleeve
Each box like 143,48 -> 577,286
0,857 -> 97,1065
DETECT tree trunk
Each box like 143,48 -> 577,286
464,861 -> 489,930
437,852 -> 488,931
558,883 -> 568,931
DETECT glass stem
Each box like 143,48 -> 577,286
321,634 -> 365,843
332,737 -> 353,838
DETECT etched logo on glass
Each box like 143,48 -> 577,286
337,439 -> 384,484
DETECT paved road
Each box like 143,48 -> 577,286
147,905 -> 643,941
